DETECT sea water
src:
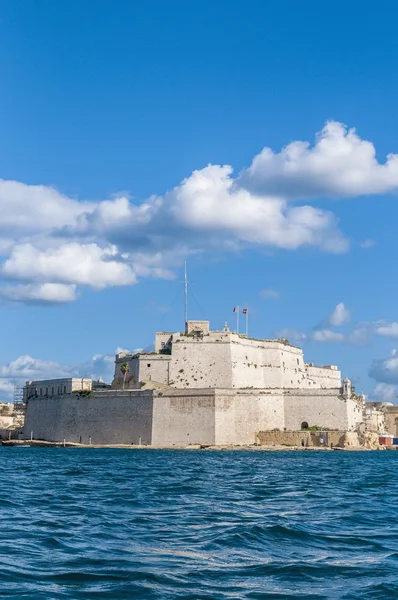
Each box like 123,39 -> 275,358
0,448 -> 397,599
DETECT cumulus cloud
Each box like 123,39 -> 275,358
1,120 -> 398,304
1,243 -> 136,289
328,302 -> 350,327
0,179 -> 92,233
167,164 -> 348,253
0,283 -> 78,304
374,322 -> 398,338
242,121 -> 398,199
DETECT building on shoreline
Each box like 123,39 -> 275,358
23,320 -> 365,446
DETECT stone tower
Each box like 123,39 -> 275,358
342,376 -> 352,398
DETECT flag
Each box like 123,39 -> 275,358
242,308 -> 247,314
233,307 -> 237,312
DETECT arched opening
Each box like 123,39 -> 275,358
301,421 -> 309,430
394,417 -> 398,437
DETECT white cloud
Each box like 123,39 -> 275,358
0,283 -> 78,304
375,322 -> 398,338
168,164 -> 348,253
328,302 -> 350,327
312,329 -> 346,343
1,243 -> 136,289
242,121 -> 398,199
259,289 -> 280,299
0,179 -> 93,233
369,350 -> 398,385
2,120 -> 398,303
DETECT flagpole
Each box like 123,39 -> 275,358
184,261 -> 188,327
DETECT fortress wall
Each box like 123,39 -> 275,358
283,389 -> 357,431
137,356 -> 170,386
230,337 -> 307,389
151,390 -> 216,446
305,365 -> 341,388
112,355 -> 139,389
155,332 -> 173,352
279,345 -> 307,388
24,392 -> 154,445
169,336 -> 233,388
230,340 -> 279,388
214,391 -> 284,445
113,355 -> 171,389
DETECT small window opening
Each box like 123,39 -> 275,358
301,421 -> 309,430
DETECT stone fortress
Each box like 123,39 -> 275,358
22,319 -> 368,446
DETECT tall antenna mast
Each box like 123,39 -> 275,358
184,261 -> 188,327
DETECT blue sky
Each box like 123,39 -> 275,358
1,0 -> 398,399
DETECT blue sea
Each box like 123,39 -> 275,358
1,448 -> 397,599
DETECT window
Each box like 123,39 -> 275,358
147,363 -> 151,368
297,359 -> 299,365
51,387 -> 54,395
301,421 -> 309,430
63,386 -> 66,393
40,388 -> 42,396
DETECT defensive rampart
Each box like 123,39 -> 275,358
23,386 -> 359,447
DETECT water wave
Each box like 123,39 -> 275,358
0,448 -> 397,598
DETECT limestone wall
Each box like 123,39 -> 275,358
283,389 -> 361,431
113,354 -> 170,389
137,355 -> 170,386
24,391 -> 154,445
230,338 -> 281,388
155,332 -> 173,352
305,365 -> 341,388
214,390 -> 284,445
23,388 -> 285,447
169,334 -> 233,388
257,430 -> 349,447
151,390 -> 216,446
23,386 -> 358,447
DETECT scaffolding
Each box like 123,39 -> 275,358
13,381 -> 24,405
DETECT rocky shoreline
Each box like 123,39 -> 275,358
1,440 -> 394,451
